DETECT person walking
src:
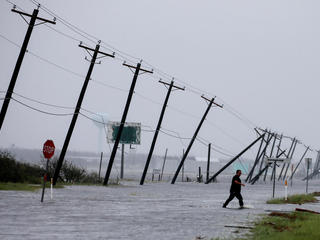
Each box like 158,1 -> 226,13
223,169 -> 245,208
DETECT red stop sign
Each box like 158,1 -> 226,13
43,140 -> 55,159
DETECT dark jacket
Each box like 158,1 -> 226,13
230,174 -> 241,193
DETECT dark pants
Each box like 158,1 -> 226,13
223,191 -> 243,207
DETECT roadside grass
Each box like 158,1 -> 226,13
266,193 -> 318,204
0,182 -> 64,191
246,211 -> 320,240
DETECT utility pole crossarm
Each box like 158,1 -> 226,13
123,62 -> 153,74
11,8 -> 56,25
159,80 -> 185,91
201,95 -> 223,108
79,43 -> 115,58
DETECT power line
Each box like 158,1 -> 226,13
11,97 -> 74,116
12,91 -> 75,109
0,33 -> 299,153
4,1 -> 311,151
196,137 -> 234,158
7,0 -> 258,132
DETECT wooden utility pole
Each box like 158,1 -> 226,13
53,42 -> 114,185
0,6 -> 55,132
103,62 -> 153,185
171,96 -> 222,184
206,143 -> 211,182
140,80 -> 184,185
160,148 -> 168,181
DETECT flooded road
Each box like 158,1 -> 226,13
1,177 -> 319,240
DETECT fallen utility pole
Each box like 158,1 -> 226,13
282,139 -> 298,180
257,129 -> 288,158
53,42 -> 114,185
171,96 -> 223,184
245,129 -> 265,182
206,133 -> 265,184
304,150 -> 320,180
0,6 -> 55,132
290,145 -> 310,180
263,133 -> 277,181
246,131 -> 272,182
278,138 -> 296,181
250,133 -> 274,183
250,163 -> 271,184
258,132 -> 273,173
140,80 -> 184,185
270,134 -> 283,181
104,62 -> 153,185
251,148 -> 287,185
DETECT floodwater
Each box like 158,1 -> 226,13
0,177 -> 319,240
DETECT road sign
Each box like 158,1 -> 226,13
266,157 -> 290,164
107,122 -> 141,144
41,139 -> 55,202
43,140 -> 55,159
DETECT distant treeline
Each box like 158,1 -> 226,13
0,151 -> 100,184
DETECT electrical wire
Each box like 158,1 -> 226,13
12,91 -> 75,109
16,0 -> 258,132
0,32 -> 305,155
11,97 -> 74,116
4,0 -> 313,152
14,0 -> 257,131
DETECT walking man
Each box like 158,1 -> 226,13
223,169 -> 245,208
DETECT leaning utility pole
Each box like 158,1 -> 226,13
278,138 -> 296,181
103,62 -> 153,185
53,42 -> 114,185
258,132 -> 273,172
246,130 -> 272,182
0,6 -> 55,132
171,96 -> 223,184
245,129 -> 265,182
263,133 -> 277,181
282,139 -> 298,180
290,145 -> 310,180
140,80 -> 184,185
270,134 -> 283,181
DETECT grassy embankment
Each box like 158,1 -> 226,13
241,192 -> 320,240
247,211 -> 320,240
267,192 -> 320,204
0,182 -> 64,191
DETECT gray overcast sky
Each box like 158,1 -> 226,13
0,0 -> 319,160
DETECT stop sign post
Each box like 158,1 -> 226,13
41,140 -> 55,202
